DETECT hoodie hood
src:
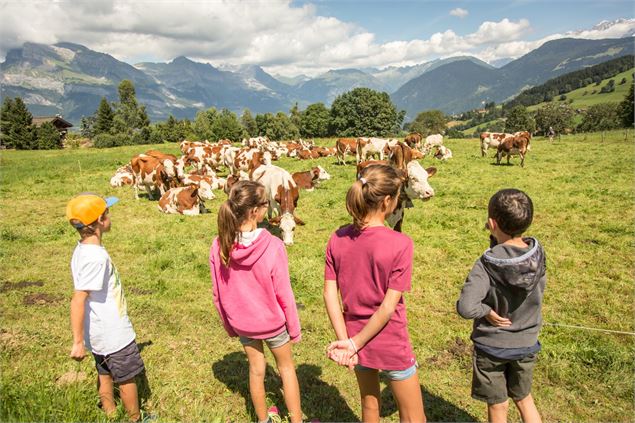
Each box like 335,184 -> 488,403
481,237 -> 545,292
229,229 -> 273,267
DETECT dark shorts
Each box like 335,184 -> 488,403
93,341 -> 145,384
471,348 -> 537,404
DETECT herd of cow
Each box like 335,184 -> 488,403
108,131 -> 528,245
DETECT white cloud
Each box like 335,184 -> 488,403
0,1 -> 633,77
450,8 -> 468,18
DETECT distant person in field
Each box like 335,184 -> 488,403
209,180 -> 303,423
324,164 -> 426,423
457,189 -> 546,423
548,126 -> 555,142
67,193 -> 145,422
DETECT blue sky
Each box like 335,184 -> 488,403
1,0 -> 633,76
297,0 -> 634,41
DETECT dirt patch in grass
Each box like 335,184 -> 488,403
55,371 -> 87,387
128,287 -> 156,295
0,280 -> 44,293
427,337 -> 472,367
23,293 -> 62,306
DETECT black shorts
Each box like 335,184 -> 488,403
471,348 -> 537,405
93,341 -> 145,383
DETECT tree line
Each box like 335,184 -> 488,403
2,76 -> 633,150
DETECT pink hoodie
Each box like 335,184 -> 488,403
209,230 -> 301,341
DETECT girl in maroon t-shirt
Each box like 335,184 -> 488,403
324,164 -> 426,422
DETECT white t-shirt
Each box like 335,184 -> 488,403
238,228 -> 264,246
71,242 -> 135,355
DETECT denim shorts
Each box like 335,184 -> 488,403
355,362 -> 418,381
92,340 -> 145,383
239,329 -> 290,349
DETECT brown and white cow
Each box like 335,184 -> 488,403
130,154 -> 172,200
356,137 -> 398,163
296,148 -> 320,160
251,165 -> 304,245
233,148 -> 262,175
110,164 -> 135,187
292,166 -> 331,191
496,134 -> 530,167
157,185 -> 211,215
335,138 -> 358,165
184,144 -> 227,173
404,132 -> 423,149
480,132 -> 507,157
433,145 -> 453,161
421,134 -> 444,155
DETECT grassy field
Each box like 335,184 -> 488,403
462,69 -> 633,134
1,131 -> 633,422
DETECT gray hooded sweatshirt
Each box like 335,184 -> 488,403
457,237 -> 546,349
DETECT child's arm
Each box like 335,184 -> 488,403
327,288 -> 402,366
323,279 -> 348,341
209,252 -> 238,337
69,290 -> 89,361
272,244 -> 301,342
456,260 -> 495,319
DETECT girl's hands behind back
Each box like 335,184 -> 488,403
326,340 -> 358,370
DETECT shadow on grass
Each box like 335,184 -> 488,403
212,353 -> 358,422
297,364 -> 358,422
380,383 -> 478,422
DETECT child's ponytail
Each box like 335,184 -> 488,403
218,200 -> 239,266
346,164 -> 402,230
217,180 -> 267,266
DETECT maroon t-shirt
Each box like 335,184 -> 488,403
325,224 -> 416,370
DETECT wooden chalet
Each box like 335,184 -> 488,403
32,115 -> 73,138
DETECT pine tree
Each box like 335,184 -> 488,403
94,97 -> 114,135
36,122 -> 62,149
619,83 -> 634,128
1,97 -> 35,149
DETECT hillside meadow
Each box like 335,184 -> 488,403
461,69 -> 633,135
0,131 -> 633,422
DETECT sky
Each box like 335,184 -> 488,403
0,0 -> 633,77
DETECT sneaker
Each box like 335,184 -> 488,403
139,410 -> 157,422
267,406 -> 281,423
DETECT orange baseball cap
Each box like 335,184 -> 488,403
66,193 -> 119,228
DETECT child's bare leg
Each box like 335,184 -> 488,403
244,341 -> 268,422
119,379 -> 140,421
388,372 -> 426,422
354,369 -> 381,423
270,342 -> 302,423
97,374 -> 117,417
514,394 -> 541,423
487,400 -> 508,423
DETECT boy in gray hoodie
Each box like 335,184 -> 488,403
457,189 -> 545,423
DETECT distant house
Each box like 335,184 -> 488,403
32,115 -> 73,138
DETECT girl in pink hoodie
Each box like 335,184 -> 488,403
210,180 -> 302,423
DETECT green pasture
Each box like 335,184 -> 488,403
527,67 -> 634,111
462,68 -> 634,134
1,131 -> 633,422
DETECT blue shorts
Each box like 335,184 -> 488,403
355,362 -> 418,381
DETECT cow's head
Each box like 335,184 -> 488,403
316,165 -> 331,181
270,212 -> 303,245
196,177 -> 215,201
404,161 -> 436,200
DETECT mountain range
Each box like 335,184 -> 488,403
1,36 -> 633,125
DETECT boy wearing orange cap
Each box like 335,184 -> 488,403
66,193 -> 144,421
